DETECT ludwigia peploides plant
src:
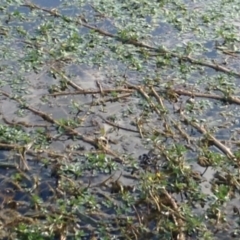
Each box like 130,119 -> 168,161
0,0 -> 240,239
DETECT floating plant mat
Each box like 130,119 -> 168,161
1,0 -> 240,239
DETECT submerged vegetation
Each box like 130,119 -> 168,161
1,0 -> 240,239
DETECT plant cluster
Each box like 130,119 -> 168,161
0,0 -> 240,239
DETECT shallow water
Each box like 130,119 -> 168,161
1,0 -> 240,239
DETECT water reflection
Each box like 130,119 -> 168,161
32,0 -> 60,7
